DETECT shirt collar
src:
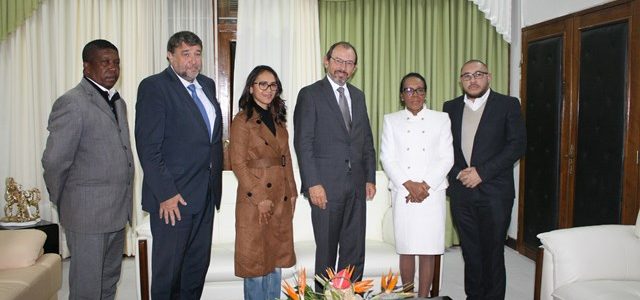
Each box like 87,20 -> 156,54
464,89 -> 491,111
404,105 -> 428,118
326,75 -> 348,95
171,65 -> 201,89
85,76 -> 117,99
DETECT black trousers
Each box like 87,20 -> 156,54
150,198 -> 215,300
310,174 -> 367,292
450,194 -> 513,300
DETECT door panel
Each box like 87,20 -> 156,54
522,36 -> 563,247
573,22 -> 629,226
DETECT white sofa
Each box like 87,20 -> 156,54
135,171 -> 440,299
536,217 -> 640,300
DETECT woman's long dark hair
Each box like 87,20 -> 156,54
238,65 -> 287,124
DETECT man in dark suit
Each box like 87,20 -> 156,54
42,39 -> 134,300
294,41 -> 377,290
135,31 -> 222,299
443,60 -> 526,300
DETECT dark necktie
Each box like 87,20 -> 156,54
99,90 -> 119,120
188,84 -> 212,139
337,86 -> 351,132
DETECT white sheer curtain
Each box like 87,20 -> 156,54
0,0 -> 215,257
470,0 -> 511,43
233,0 -> 321,166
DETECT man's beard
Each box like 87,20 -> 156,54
465,86 -> 489,99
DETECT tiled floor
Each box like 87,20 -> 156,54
59,246 -> 535,299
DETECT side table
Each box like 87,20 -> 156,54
0,220 -> 59,254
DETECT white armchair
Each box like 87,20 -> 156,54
536,214 -> 640,300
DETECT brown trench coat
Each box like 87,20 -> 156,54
229,110 -> 298,277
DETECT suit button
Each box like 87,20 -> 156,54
256,120 -> 262,124
407,130 -> 410,133
422,130 -> 425,133
407,166 -> 411,169
123,146 -> 128,150
267,183 -> 272,188
128,163 -> 132,167
406,148 -> 410,151
247,192 -> 252,197
284,196 -> 288,201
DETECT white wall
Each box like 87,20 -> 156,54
521,0 -> 615,27
506,0 -> 614,239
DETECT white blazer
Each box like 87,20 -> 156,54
380,106 -> 454,194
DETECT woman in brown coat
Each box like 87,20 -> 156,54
229,65 -> 298,300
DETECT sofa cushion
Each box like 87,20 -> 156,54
0,229 -> 46,270
204,243 -> 236,282
285,240 -> 398,279
0,253 -> 62,300
552,280 -> 640,300
538,225 -> 640,289
202,239 -> 398,283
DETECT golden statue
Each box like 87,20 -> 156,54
1,177 -> 41,226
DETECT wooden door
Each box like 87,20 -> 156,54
519,19 -> 572,258
518,0 -> 640,258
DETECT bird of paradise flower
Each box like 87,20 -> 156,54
282,266 -> 414,300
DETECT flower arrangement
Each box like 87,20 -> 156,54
282,266 -> 415,300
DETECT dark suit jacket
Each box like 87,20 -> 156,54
135,67 -> 223,214
42,78 -> 134,233
443,90 -> 526,200
294,77 -> 376,197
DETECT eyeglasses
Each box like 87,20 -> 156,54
330,57 -> 356,68
402,87 -> 426,97
253,81 -> 278,91
460,71 -> 488,81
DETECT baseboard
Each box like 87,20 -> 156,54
505,237 -> 517,250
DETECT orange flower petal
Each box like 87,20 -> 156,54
326,267 -> 335,279
299,268 -> 306,295
386,273 -> 399,293
354,279 -> 374,293
381,273 -> 387,290
282,281 -> 298,300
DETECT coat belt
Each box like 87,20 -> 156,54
246,156 -> 286,168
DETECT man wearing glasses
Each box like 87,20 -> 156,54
294,41 -> 377,291
443,59 -> 526,300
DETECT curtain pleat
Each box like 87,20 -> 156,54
319,0 -> 510,247
0,0 -> 215,257
0,0 -> 43,42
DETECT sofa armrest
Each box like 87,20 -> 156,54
537,225 -> 640,289
135,215 -> 152,300
536,246 -> 555,300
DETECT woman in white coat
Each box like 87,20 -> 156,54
380,73 -> 454,298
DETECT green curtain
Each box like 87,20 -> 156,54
0,0 -> 43,42
319,0 -> 510,247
